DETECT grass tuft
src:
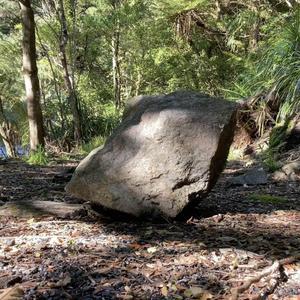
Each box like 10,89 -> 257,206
249,193 -> 286,204
26,145 -> 49,166
79,136 -> 106,155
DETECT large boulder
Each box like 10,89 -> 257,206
66,91 -> 237,217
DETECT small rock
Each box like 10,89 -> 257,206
227,167 -> 268,186
4,238 -> 16,247
273,161 -> 300,181
282,161 -> 300,179
273,170 -> 288,181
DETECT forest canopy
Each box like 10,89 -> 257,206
0,0 -> 299,156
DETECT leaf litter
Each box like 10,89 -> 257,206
0,159 -> 300,299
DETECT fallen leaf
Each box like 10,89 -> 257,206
124,286 -> 131,293
120,296 -> 133,300
161,285 -> 168,297
231,257 -> 239,269
70,229 -> 80,237
191,287 -> 204,297
129,243 -> 143,250
93,266 -> 113,274
27,218 -> 35,225
0,286 -> 24,300
147,247 -> 157,254
183,287 -> 213,299
200,291 -> 213,300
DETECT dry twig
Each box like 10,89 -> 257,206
231,255 -> 300,300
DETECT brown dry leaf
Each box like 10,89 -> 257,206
129,243 -> 144,250
93,266 -> 114,275
0,286 -> 24,300
70,229 -> 80,237
199,291 -> 213,300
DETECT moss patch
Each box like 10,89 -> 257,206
248,193 -> 287,204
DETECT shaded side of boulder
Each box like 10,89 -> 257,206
66,91 -> 237,217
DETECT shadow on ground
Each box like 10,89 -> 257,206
1,159 -> 300,299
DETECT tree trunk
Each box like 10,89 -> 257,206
57,0 -> 82,143
0,97 -> 16,157
111,0 -> 122,108
19,0 -> 45,151
112,30 -> 121,108
0,125 -> 15,158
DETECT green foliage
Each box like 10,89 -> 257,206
26,146 -> 49,166
269,123 -> 288,150
249,193 -> 286,204
0,0 -> 299,153
227,148 -> 243,161
229,9 -> 300,119
258,9 -> 300,120
79,136 -> 106,155
262,151 -> 281,172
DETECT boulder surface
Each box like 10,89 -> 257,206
66,91 -> 237,217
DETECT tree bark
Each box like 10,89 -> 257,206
111,0 -> 122,108
0,98 -> 16,157
112,30 -> 121,108
57,0 -> 82,143
19,0 -> 45,151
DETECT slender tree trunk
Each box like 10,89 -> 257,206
58,0 -> 82,143
0,98 -> 16,157
112,30 -> 121,108
19,0 -> 45,151
111,0 -> 121,108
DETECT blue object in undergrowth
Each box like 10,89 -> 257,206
0,145 -> 29,158
0,146 -> 6,158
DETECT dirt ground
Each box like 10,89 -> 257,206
0,158 -> 299,300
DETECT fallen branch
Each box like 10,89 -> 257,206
231,255 -> 300,300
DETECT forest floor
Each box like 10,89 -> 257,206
0,157 -> 300,300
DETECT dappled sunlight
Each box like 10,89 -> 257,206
1,1 -> 300,299
1,153 -> 300,298
1,207 -> 300,299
